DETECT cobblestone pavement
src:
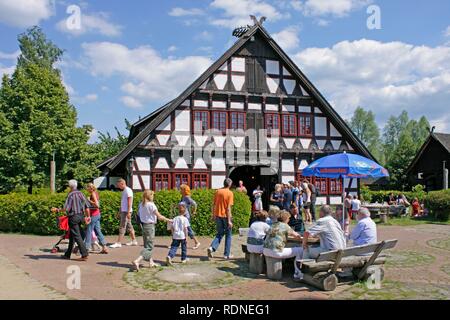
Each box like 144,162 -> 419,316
0,223 -> 449,300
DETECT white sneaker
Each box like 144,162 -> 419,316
109,243 -> 122,248
207,247 -> 214,259
294,270 -> 304,281
192,243 -> 201,250
149,260 -> 160,268
223,255 -> 234,260
126,240 -> 138,246
181,258 -> 189,264
166,256 -> 173,266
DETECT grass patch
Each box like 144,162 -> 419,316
378,216 -> 450,226
386,250 -> 435,268
427,238 -> 450,251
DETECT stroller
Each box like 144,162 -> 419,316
51,215 -> 70,253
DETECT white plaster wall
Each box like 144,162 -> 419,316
315,117 -> 327,136
175,110 -> 190,132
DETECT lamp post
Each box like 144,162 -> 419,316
50,151 -> 56,193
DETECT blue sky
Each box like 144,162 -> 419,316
0,0 -> 449,142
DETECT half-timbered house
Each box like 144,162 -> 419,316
96,20 -> 375,206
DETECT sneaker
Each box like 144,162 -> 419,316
192,243 -> 201,250
294,270 -> 304,281
207,247 -> 214,259
181,258 -> 189,264
223,255 -> 234,260
149,260 -> 160,268
166,256 -> 173,266
109,243 -> 122,248
126,240 -> 139,246
132,260 -> 140,272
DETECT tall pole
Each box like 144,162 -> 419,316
444,161 -> 448,190
50,151 -> 56,193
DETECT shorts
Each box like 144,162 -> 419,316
119,211 -> 135,236
303,202 -> 311,210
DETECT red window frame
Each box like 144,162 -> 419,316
193,111 -> 209,133
212,111 -> 227,134
192,173 -> 209,189
329,178 -> 343,195
173,173 -> 190,190
265,113 -> 280,136
230,112 -> 246,130
299,114 -> 312,137
315,178 -> 328,195
282,114 -> 297,136
297,173 -> 315,184
153,173 -> 170,191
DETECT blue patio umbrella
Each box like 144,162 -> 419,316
302,152 -> 389,235
302,152 -> 389,179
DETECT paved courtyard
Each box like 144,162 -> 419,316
0,223 -> 449,300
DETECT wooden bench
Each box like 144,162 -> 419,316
296,239 -> 398,291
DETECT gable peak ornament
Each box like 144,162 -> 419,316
232,15 -> 267,38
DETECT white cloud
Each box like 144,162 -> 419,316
444,26 -> 450,37
210,0 -> 284,28
81,42 -> 212,108
293,39 -> 450,131
195,31 -> 214,41
0,50 -> 20,60
273,26 -> 300,51
168,45 -> 178,52
294,0 -> 371,17
121,96 -> 143,109
169,7 -> 205,17
0,0 -> 54,28
0,65 -> 15,78
56,12 -> 122,37
85,93 -> 98,101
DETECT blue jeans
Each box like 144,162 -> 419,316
168,239 -> 187,261
84,214 -> 106,248
210,217 -> 232,257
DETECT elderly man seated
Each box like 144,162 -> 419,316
349,207 -> 377,246
302,205 -> 346,260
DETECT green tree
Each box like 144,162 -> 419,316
0,27 -> 93,193
348,107 -> 383,162
382,111 -> 431,189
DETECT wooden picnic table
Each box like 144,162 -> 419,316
286,236 -> 320,248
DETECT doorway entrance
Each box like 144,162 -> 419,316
229,165 -> 278,210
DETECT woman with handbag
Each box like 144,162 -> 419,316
84,183 -> 108,254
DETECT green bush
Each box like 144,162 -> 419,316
425,189 -> 450,221
364,185 -> 427,204
0,189 -> 251,236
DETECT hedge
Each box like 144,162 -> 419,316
361,184 -> 427,203
425,189 -> 450,221
0,189 -> 252,236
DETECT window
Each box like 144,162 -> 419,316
173,173 -> 190,190
193,111 -> 209,132
154,173 -> 170,191
230,112 -> 245,130
315,178 -> 328,195
297,173 -> 314,184
265,113 -> 280,135
299,115 -> 312,136
282,114 -> 296,136
329,178 -> 343,195
193,173 -> 208,189
212,111 -> 227,133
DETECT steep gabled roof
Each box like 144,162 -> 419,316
105,23 -> 375,171
406,132 -> 450,174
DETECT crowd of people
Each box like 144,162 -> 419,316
53,177 -> 378,281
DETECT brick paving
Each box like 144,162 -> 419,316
0,223 -> 449,300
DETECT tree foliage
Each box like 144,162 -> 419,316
0,27 -> 93,193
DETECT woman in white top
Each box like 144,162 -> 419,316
302,182 -> 312,224
253,185 -> 264,212
247,211 -> 271,254
132,190 -> 172,271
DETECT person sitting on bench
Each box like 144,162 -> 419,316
247,210 -> 270,254
348,207 -> 377,246
302,205 -> 346,259
263,210 -> 303,280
